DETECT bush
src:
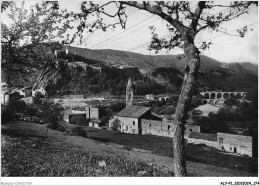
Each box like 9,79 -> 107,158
1,99 -> 27,124
111,118 -> 120,132
71,126 -> 88,137
1,108 -> 15,124
191,109 -> 202,116
38,101 -> 63,129
162,105 -> 176,115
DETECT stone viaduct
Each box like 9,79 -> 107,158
199,91 -> 247,105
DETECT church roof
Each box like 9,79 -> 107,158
116,106 -> 151,118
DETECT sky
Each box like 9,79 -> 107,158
1,1 -> 259,64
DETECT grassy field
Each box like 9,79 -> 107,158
75,125 -> 258,173
1,129 -> 173,177
2,122 -> 258,177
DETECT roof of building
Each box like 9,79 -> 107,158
195,104 -> 221,116
63,108 -> 86,115
116,106 -> 151,118
188,132 -> 217,141
89,119 -> 102,124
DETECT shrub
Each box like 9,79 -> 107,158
111,118 -> 120,132
71,126 -> 88,137
38,101 -> 63,129
191,109 -> 202,116
162,105 -> 176,115
1,99 -> 27,124
1,108 -> 15,124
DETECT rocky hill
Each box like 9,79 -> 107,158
61,46 -> 258,74
2,45 -> 258,97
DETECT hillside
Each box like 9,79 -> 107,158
234,62 -> 258,75
61,46 -> 224,70
62,46 -> 258,74
2,45 -> 257,96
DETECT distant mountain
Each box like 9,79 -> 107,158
238,62 -> 258,75
58,46 -> 257,92
3,44 -> 257,97
61,46 -> 224,69
61,46 -> 257,75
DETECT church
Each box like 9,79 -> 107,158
108,78 -> 200,137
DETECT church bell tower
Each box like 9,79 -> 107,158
126,78 -> 133,107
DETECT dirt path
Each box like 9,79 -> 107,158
1,122 -> 257,177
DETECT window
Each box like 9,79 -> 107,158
133,129 -> 135,134
149,123 -> 151,127
126,126 -> 128,132
230,147 -> 232,151
168,125 -> 170,130
219,138 -> 223,145
133,121 -> 135,125
234,147 -> 237,153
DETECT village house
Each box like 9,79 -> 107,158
187,132 -> 254,157
109,78 -> 200,137
21,96 -> 34,105
1,85 -> 10,105
86,106 -> 100,120
109,105 -> 162,134
89,118 -> 105,128
217,132 -> 253,157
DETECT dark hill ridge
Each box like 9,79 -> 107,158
61,46 -> 257,75
2,44 -> 257,97
234,62 -> 258,75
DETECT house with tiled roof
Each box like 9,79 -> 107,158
109,78 -> 162,134
109,105 -> 162,135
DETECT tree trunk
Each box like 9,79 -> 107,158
172,35 -> 200,177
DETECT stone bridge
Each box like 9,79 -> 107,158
199,91 -> 247,105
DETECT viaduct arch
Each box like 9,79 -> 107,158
200,91 -> 247,105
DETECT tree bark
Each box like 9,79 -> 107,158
172,33 -> 200,177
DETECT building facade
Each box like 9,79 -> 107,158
86,106 -> 99,120
217,133 -> 253,157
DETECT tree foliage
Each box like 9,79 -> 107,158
111,118 -> 121,132
1,99 -> 27,123
1,1 -> 69,76
38,101 -> 63,129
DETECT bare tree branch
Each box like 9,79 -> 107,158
120,1 -> 187,34
191,1 -> 206,31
